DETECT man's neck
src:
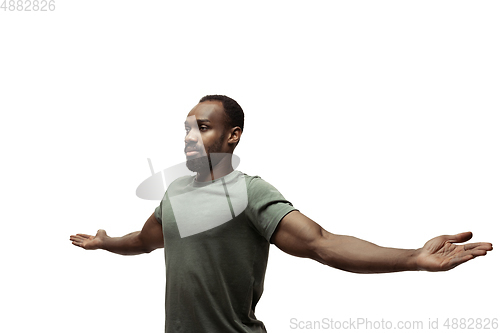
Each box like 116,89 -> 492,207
196,154 -> 234,182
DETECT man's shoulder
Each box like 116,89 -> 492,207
238,172 -> 262,186
239,172 -> 281,194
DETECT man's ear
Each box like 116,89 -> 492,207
227,127 -> 242,146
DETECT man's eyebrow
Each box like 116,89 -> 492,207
184,118 -> 211,126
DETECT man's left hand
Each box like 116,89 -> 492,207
416,232 -> 493,272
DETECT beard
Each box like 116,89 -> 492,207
186,134 -> 224,173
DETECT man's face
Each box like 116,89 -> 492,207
184,101 -> 229,173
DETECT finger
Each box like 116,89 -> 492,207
448,254 -> 474,269
448,247 -> 489,269
446,231 -> 473,243
71,241 -> 83,248
76,234 -> 92,238
463,242 -> 493,252
469,249 -> 488,257
70,235 -> 86,242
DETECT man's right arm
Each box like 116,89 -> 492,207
69,213 -> 164,255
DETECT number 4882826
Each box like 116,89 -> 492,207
1,0 -> 56,11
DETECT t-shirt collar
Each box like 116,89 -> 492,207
192,169 -> 241,188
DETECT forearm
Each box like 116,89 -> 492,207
314,233 -> 420,273
101,231 -> 149,255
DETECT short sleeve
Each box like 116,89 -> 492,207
245,176 -> 297,241
154,202 -> 163,225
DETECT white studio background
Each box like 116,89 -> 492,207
1,1 -> 498,332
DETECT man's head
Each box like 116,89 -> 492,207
184,95 -> 244,173
199,95 -> 245,135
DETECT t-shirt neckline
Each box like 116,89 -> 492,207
192,170 -> 241,188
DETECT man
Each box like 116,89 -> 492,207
70,95 -> 493,332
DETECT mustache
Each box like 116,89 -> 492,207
185,146 -> 201,153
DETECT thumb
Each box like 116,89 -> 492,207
96,229 -> 108,237
444,231 -> 473,243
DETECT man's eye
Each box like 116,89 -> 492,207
199,126 -> 208,131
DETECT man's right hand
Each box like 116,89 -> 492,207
70,229 -> 108,250
69,213 -> 164,255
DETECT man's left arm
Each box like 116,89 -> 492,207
271,211 -> 493,273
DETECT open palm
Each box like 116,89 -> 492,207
416,232 -> 493,272
70,229 -> 107,250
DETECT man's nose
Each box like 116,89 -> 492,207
185,128 -> 199,144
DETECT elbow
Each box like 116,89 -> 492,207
309,230 -> 334,265
142,246 -> 154,254
140,240 -> 158,254
311,244 -> 332,267
135,235 -> 154,254
310,232 -> 358,272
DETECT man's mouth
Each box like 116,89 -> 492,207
185,147 -> 201,157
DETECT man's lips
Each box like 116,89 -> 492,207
185,147 -> 202,156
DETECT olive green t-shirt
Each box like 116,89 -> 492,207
154,170 -> 296,332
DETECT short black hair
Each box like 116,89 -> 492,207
199,95 -> 244,133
